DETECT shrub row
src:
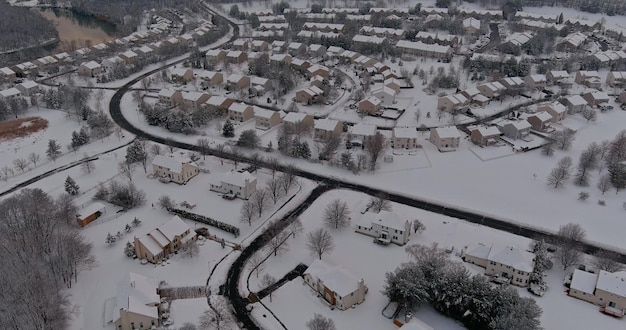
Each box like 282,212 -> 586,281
169,208 -> 240,237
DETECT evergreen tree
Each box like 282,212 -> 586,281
46,139 -> 61,162
608,162 -> 626,193
64,176 -> 80,195
70,131 -> 82,151
79,126 -> 90,144
124,241 -> 135,257
300,141 -> 311,159
125,139 -> 147,164
222,119 -> 235,137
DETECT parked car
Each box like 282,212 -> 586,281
528,283 -> 548,296
195,227 -> 209,237
222,193 -> 236,200
491,275 -> 511,285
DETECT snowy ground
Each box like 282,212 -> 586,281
247,189 -> 625,330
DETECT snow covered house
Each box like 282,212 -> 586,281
0,66 -> 16,82
206,49 -> 226,63
606,71 -> 626,87
527,112 -> 553,131
524,74 -> 547,90
546,71 -> 572,87
463,243 -> 536,287
254,107 -> 282,130
349,123 -> 377,147
497,120 -> 532,141
197,70 -> 223,88
438,94 -> 469,113
568,270 -> 626,318
181,91 -> 210,110
113,272 -> 160,330
561,95 -> 588,114
355,210 -> 412,245
575,71 -> 601,88
170,68 -> 194,83
314,118 -> 343,141
372,86 -> 397,106
357,96 -> 382,115
133,216 -> 197,264
429,127 -> 461,151
151,154 -> 199,185
228,102 -> 254,122
392,127 -> 420,149
78,61 -> 102,77
469,126 -> 502,147
582,91 -> 610,108
225,50 -> 247,64
282,112 -> 314,134
537,102 -> 567,122
76,202 -> 106,227
157,89 -> 182,106
16,80 -> 40,96
295,86 -> 323,104
226,74 -> 250,91
0,87 -> 21,101
303,259 -> 368,310
210,171 -> 257,199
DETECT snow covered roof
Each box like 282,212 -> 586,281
394,127 -> 418,139
305,259 -> 362,298
359,95 -> 381,107
596,271 -> 626,297
577,70 -> 600,78
152,154 -> 193,174
399,319 -> 434,330
488,244 -> 535,272
0,67 -> 15,75
0,88 -> 21,98
314,118 -> 340,131
76,202 -> 105,219
528,74 -> 547,83
283,112 -> 309,124
564,95 -> 587,106
206,49 -> 225,56
505,32 -> 533,46
541,102 -> 567,114
433,126 -> 460,139
531,112 -> 553,122
585,91 -> 609,100
251,76 -> 269,86
229,102 -> 251,113
509,120 -> 531,130
182,91 -> 207,102
158,216 -> 191,242
352,34 -> 386,45
610,71 -> 626,80
121,50 -> 137,58
206,96 -> 228,107
171,67 -> 191,76
18,80 -> 38,89
82,61 -> 101,70
549,71 -> 569,80
226,50 -> 244,58
562,32 -> 587,47
113,273 -> 159,323
351,123 -> 377,137
327,46 -> 344,54
373,86 -> 397,97
465,243 -> 492,260
570,269 -> 598,295
415,31 -> 457,42
463,87 -> 481,97
221,171 -> 256,187
254,107 -> 277,119
360,26 -> 404,36
396,40 -> 452,54
227,74 -> 246,83
361,210 -> 406,231
472,126 -> 501,137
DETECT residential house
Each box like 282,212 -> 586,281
352,35 -> 387,48
503,32 -> 533,47
119,50 -> 138,65
606,71 -> 626,87
537,102 -> 567,122
291,58 -> 311,73
525,74 -> 547,89
303,259 -> 368,310
181,91 -> 210,110
438,94 -> 470,113
384,78 -> 402,93
497,120 -> 532,141
295,86 -> 323,104
349,123 -> 377,147
314,118 -> 342,141
568,270 -> 626,318
583,91 -> 610,107
113,273 -> 160,330
206,49 -> 226,63
546,70 -> 572,87
414,31 -> 459,46
102,56 -> 125,72
226,50 -> 247,64
307,64 -> 330,79
16,80 -> 40,96
76,202 -> 106,227
210,171 -> 257,199
250,77 -> 272,94
196,70 -> 223,88
372,86 -> 396,106
0,88 -> 21,101
469,126 -> 502,147
151,154 -> 199,184
228,102 -> 254,122
357,96 -> 382,115
561,95 -> 588,113
232,39 -> 249,51
527,112 -> 553,131
135,45 -> 154,59
226,74 -> 250,91
287,42 -> 306,55
133,216 -> 197,263
282,112 -> 314,134
309,75 -> 325,89
205,96 -> 235,114
430,127 -> 461,151
620,91 -> 626,104
463,17 -> 481,34
269,53 -> 292,65
558,32 -> 588,51
157,89 -> 182,106
395,40 -> 452,59
170,68 -> 194,83
254,107 -> 282,130
309,44 -> 327,58
392,127 -> 420,149
0,67 -> 16,82
498,77 -> 525,95
575,70 -> 601,88
251,40 -> 269,52
271,40 -> 286,52
477,81 -> 506,99
355,210 -> 412,245
463,243 -> 535,287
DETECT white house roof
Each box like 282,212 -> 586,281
487,244 -> 535,273
509,120 -> 532,130
544,102 -> 567,114
305,259 -> 362,298
226,50 -> 244,58
396,40 -> 452,55
610,71 -> 626,80
570,269 -> 598,295
361,210 -> 406,231
352,34 -> 386,45
399,319 -> 434,330
206,49 -> 225,56
229,102 -> 251,113
586,91 -> 609,100
254,107 -> 276,119
473,126 -> 501,136
182,91 -> 207,102
373,86 -> 397,97
206,96 -> 227,107
113,273 -> 159,323
171,68 -> 191,76
137,234 -> 165,256
463,17 -> 481,30
283,112 -> 309,124
221,171 -> 256,187
121,50 -> 137,58
360,95 -> 381,107
464,87 -> 481,97
152,154 -> 192,174
327,46 -> 344,54
528,74 -> 547,83
433,126 -> 460,139
473,94 -> 490,103
314,118 -> 340,131
532,112 -> 553,122
227,74 -> 246,83
549,71 -> 569,79
0,67 -> 15,75
351,123 -> 377,137
82,61 -> 101,69
562,32 -> 587,47
157,216 -> 190,241
596,271 -> 626,297
251,76 -> 269,86
415,31 -> 457,42
578,70 -> 600,78
18,80 -> 38,89
565,95 -> 587,106
505,32 -> 533,46
465,243 -> 491,260
393,127 -> 418,139
77,202 -> 105,219
0,88 -> 21,98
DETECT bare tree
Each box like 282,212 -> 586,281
249,253 -> 266,278
317,132 -> 342,161
323,199 -> 351,230
598,139 -> 611,160
267,178 -> 283,204
557,222 -> 586,248
180,240 -> 200,258
541,141 -> 555,156
581,108 -> 597,122
306,228 -> 335,260
279,164 -> 298,194
356,154 -> 367,172
252,188 -> 269,217
13,158 -> 28,173
94,89 -> 105,111
164,137 -> 176,154
240,199 -> 257,226
230,146 -> 241,169
28,152 -> 40,167
555,246 -> 583,270
197,138 -> 210,160
547,156 -> 573,188
260,274 -> 277,302
150,143 -> 162,157
267,156 -> 280,178
1,165 -> 14,181
552,129 -> 576,151
179,322 -> 197,330
215,143 -> 226,165
81,154 -> 96,174
158,195 -> 175,210
287,217 -> 304,238
266,225 -> 289,256
598,174 -> 612,194
249,152 -> 263,173
369,193 -> 392,213
413,219 -> 426,234
575,142 -> 601,186
591,250 -> 625,273
199,297 -> 234,330
306,313 -> 337,330
118,161 -> 135,181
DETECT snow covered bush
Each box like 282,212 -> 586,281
169,208 -> 240,237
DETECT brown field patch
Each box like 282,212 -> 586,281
0,117 -> 49,141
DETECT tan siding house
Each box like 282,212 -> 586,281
392,127 -> 420,149
430,127 -> 461,151
254,107 -> 282,130
210,171 -> 257,199
228,102 -> 254,122
314,118 -> 342,141
151,155 -> 199,184
569,270 -> 626,317
113,273 -> 160,330
463,243 -> 535,287
303,259 -> 368,310
134,216 -> 197,264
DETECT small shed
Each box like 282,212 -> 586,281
76,202 -> 106,227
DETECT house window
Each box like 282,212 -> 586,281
140,322 -> 144,328
131,323 -> 135,329
151,320 -> 155,326
609,301 -> 617,308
